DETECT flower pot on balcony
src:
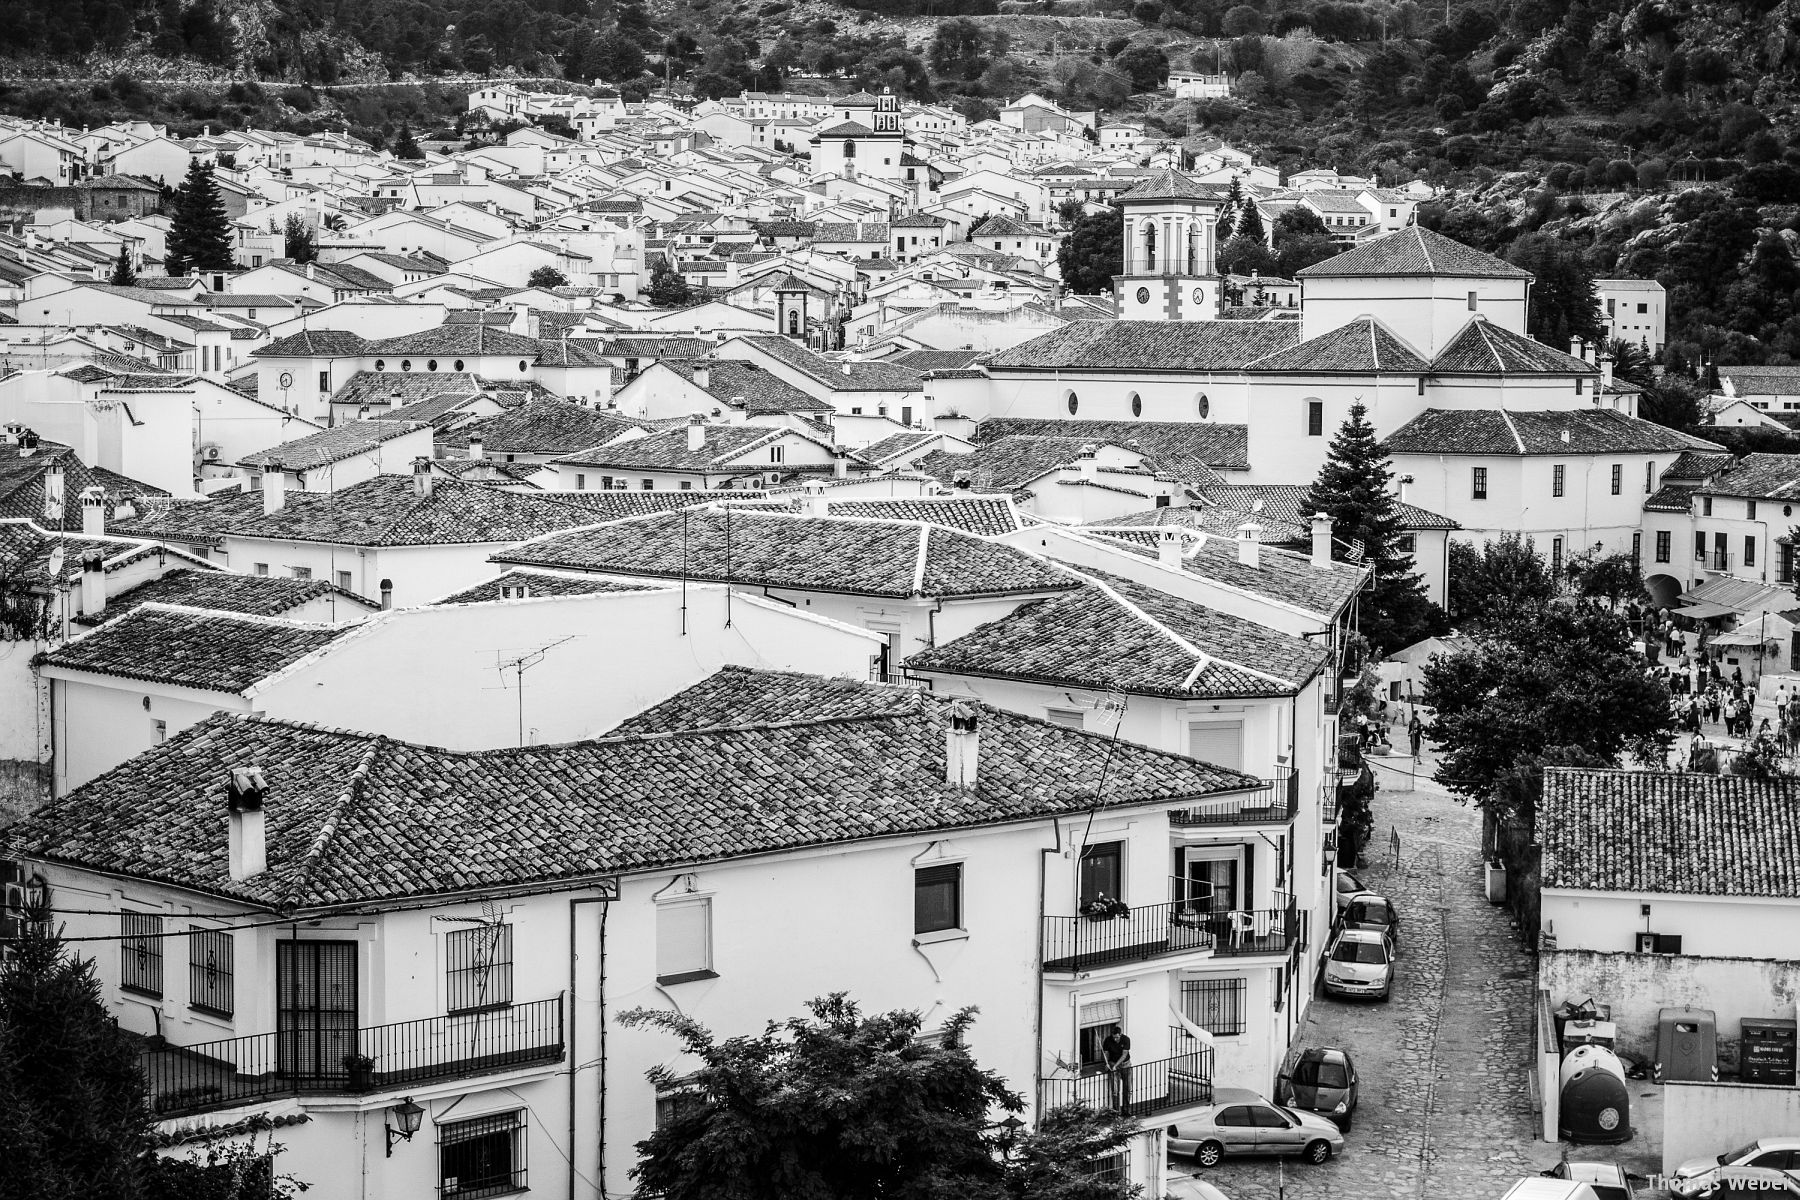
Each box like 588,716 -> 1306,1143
344,1054 -> 376,1091
1484,860 -> 1507,904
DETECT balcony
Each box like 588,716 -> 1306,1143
1169,768 -> 1297,827
1039,1048 -> 1215,1119
141,996 -> 565,1118
1043,901 -> 1298,973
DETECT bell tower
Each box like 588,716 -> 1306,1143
774,274 -> 809,344
1112,170 -> 1225,322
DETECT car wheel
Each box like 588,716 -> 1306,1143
1337,1115 -> 1353,1134
1194,1141 -> 1225,1169
1305,1139 -> 1333,1165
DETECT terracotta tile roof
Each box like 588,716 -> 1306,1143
889,349 -> 983,372
238,420 -> 430,472
1642,483 -> 1697,513
0,520 -> 209,585
1244,316 -> 1430,374
1202,483 -> 1458,532
1296,226 -> 1534,279
911,568 -> 1327,699
737,336 -> 923,393
975,418 -> 1251,475
495,508 -> 1075,598
3,672 -> 1255,909
41,605 -> 347,694
530,490 -> 764,521
1087,527 -> 1368,617
532,338 -> 616,368
1696,453 -> 1800,500
553,424 -> 815,473
1092,503 -> 1303,542
598,336 -> 715,360
0,442 -> 165,524
1541,767 -> 1800,898
432,569 -> 651,604
70,568 -> 376,627
916,436 -> 1125,491
1383,409 -> 1723,457
438,401 -> 643,456
984,321 -> 1299,372
334,372 -> 485,413
1661,451 -> 1733,482
667,361 -> 833,414
1116,170 -> 1227,203
1431,319 -> 1593,374
822,497 -> 1024,536
369,324 -> 540,358
1719,366 -> 1800,397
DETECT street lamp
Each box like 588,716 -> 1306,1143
991,1114 -> 1027,1161
385,1097 -> 425,1157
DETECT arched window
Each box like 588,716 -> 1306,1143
843,140 -> 856,159
1130,392 -> 1142,418
787,310 -> 800,337
1196,393 -> 1210,419
1144,222 -> 1157,272
1066,391 -> 1079,416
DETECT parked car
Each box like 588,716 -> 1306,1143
1340,893 -> 1400,949
1167,1088 -> 1345,1168
1323,928 -> 1393,1001
1542,1161 -> 1635,1200
1275,1046 -> 1360,1131
1334,869 -> 1368,912
1669,1139 -> 1800,1197
1501,1179 -> 1601,1200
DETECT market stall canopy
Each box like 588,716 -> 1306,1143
1672,601 -> 1737,619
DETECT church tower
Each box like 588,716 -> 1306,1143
1112,170 -> 1225,321
774,273 -> 810,344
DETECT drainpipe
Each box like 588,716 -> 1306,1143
568,894 -> 609,1200
1034,816 -> 1064,1126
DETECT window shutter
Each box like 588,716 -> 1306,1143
1079,998 -> 1124,1027
656,900 -> 711,979
1188,722 -> 1244,770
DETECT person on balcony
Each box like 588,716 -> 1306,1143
1102,1025 -> 1132,1111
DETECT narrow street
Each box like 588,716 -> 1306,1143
1171,756 -> 1543,1200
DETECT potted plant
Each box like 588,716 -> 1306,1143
344,1052 -> 376,1091
1079,894 -> 1130,921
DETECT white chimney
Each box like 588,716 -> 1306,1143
1309,514 -> 1332,570
1157,528 -> 1183,570
1237,522 -> 1262,568
379,578 -> 394,610
42,459 -> 64,523
802,480 -> 828,517
79,550 -> 105,617
79,486 -> 105,537
226,766 -> 268,882
412,456 -> 433,498
263,468 -> 288,514
945,700 -> 980,788
833,447 -> 849,479
468,434 -> 485,461
687,416 -> 706,452
692,364 -> 711,391
1600,355 -> 1614,390
840,360 -> 853,377
1077,443 -> 1098,478
305,262 -> 315,280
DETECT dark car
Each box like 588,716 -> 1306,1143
1340,893 -> 1400,949
1276,1046 -> 1360,1131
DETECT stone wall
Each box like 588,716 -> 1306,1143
1542,948 -> 1800,1072
0,185 -> 85,224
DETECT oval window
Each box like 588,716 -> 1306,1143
1067,392 -> 1079,416
1130,393 -> 1142,418
519,360 -> 529,373
374,359 -> 386,372
427,359 -> 438,372
1197,393 -> 1210,419
453,359 -> 465,372
400,359 -> 412,372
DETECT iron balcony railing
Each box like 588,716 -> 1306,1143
141,995 -> 565,1118
1039,1047 -> 1215,1119
1169,768 -> 1298,826
1043,903 -> 1298,972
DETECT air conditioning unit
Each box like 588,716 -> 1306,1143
1636,932 -> 1682,954
199,443 -> 222,461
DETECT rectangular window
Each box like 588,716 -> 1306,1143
1610,464 -> 1622,496
1467,291 -> 1478,310
1746,536 -> 1757,568
1307,401 -> 1322,437
254,563 -> 269,576
679,481 -> 693,490
1748,500 -> 1758,520
189,927 -> 234,1017
770,445 -> 784,463
575,474 -> 586,491
1576,377 -> 1585,394
439,1111 -> 526,1199
600,476 -> 613,490
1646,461 -> 1655,494
1472,467 -> 1487,500
1181,977 -> 1247,1036
656,899 -> 714,984
1078,841 -> 1123,906
318,370 -> 329,393
914,863 -> 962,935
1695,532 -> 1707,561
1607,298 -> 1616,316
122,912 -> 163,997
1552,536 -> 1564,576
1656,531 -> 1671,563
1638,302 -> 1649,314
1703,496 -> 1713,516
641,479 -> 654,490
291,566 -> 312,581
1552,464 -> 1565,497
1633,531 -> 1642,565
1078,998 -> 1124,1069
1396,533 -> 1416,552
336,570 -> 352,590
1781,542 -> 1795,584
1044,708 -> 1085,729
655,1083 -> 703,1129
447,924 -> 514,1013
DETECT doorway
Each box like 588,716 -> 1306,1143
277,941 -> 358,1080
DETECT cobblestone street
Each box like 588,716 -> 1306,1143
1171,756 -> 1544,1200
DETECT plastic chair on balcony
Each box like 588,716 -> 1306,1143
1228,910 -> 1254,949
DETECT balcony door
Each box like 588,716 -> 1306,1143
277,941 -> 358,1081
1178,846 -> 1251,913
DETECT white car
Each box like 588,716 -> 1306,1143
1322,928 -> 1393,1001
1669,1139 -> 1800,1197
1167,1087 -> 1346,1168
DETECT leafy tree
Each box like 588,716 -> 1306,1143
281,214 -> 316,264
1303,402 -> 1446,654
1218,233 -> 1276,277
1446,533 -> 1556,624
1114,45 -> 1169,92
1056,207 -> 1124,295
1221,4 -> 1266,35
527,266 -> 569,289
622,994 -> 1140,1200
107,245 -> 138,286
1504,233 -> 1603,350
165,160 -> 233,278
928,18 -> 993,81
393,123 -> 424,160
647,260 -> 693,306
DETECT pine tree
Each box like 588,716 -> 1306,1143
107,245 -> 138,286
164,160 -> 233,277
1302,402 -> 1446,654
394,123 -> 424,161
281,214 -> 316,264
1236,197 -> 1267,244
1218,174 -> 1243,241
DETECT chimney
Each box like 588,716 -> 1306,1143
1600,354 -> 1614,391
1309,513 -> 1332,570
305,261 -> 315,281
79,486 -> 105,537
1077,443 -> 1097,479
1156,528 -> 1185,570
79,550 -> 105,617
1237,522 -> 1262,568
833,447 -> 849,479
468,434 -> 485,461
263,467 -> 288,514
953,472 -> 972,490
42,459 -> 64,522
802,480 -> 828,517
945,700 -> 980,788
687,415 -> 706,452
692,364 -> 711,391
412,456 -> 433,498
379,578 -> 393,610
226,766 -> 268,882
840,360 -> 853,377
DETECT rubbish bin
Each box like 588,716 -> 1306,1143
1741,1018 -> 1798,1084
1560,1045 -> 1632,1144
1656,1007 -> 1718,1083
1562,1020 -> 1618,1056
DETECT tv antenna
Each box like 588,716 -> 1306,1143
489,636 -> 578,745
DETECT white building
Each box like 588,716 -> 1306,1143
1596,278 -> 1667,353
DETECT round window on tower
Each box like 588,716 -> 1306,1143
427,359 -> 438,372
453,359 -> 465,372
519,360 -> 529,373
400,360 -> 412,372
374,359 -> 386,372
1130,393 -> 1142,418
1066,392 -> 1080,415
1197,393 -> 1211,419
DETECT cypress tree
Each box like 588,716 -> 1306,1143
1236,196 -> 1267,244
165,160 -> 233,277
394,123 -> 424,161
1302,401 -> 1446,654
107,245 -> 138,286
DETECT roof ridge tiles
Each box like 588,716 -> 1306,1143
281,735 -> 386,913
